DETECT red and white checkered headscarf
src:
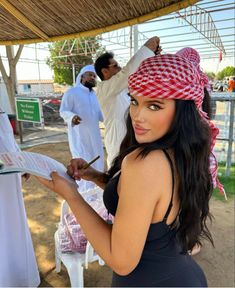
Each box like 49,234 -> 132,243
128,54 -> 225,197
176,47 -> 211,93
176,47 -> 201,66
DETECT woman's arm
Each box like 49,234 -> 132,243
37,150 -> 170,275
89,169 -> 109,189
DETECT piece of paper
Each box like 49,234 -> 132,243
0,151 -> 74,183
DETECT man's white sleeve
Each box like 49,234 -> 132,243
99,46 -> 154,102
59,92 -> 76,125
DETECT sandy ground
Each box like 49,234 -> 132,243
22,142 -> 234,287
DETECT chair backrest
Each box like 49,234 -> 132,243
59,200 -> 100,268
60,200 -> 70,224
85,242 -> 99,269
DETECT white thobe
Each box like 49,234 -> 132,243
0,112 -> 40,287
60,83 -> 104,192
96,46 -> 154,166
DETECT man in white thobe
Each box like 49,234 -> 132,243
94,36 -> 160,167
0,107 -> 40,287
60,65 -> 104,192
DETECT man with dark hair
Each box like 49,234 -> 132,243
60,65 -> 104,192
95,37 -> 160,166
94,52 -> 116,81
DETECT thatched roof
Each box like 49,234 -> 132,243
0,0 -> 199,46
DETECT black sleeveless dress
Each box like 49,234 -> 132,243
103,150 -> 207,287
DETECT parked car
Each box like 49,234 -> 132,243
43,99 -> 61,111
42,103 -> 63,123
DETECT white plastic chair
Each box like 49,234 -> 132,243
54,200 -> 104,287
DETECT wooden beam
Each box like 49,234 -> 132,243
0,0 -> 49,41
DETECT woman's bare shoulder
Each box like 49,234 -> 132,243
122,148 -> 168,172
121,148 -> 172,191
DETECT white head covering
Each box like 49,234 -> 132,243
75,65 -> 96,86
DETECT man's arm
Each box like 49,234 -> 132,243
97,36 -> 160,103
59,90 -> 80,125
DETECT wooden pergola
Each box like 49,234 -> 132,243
0,0 -> 199,45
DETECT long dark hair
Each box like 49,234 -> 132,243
108,99 -> 214,252
202,88 -> 212,119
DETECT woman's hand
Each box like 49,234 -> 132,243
67,158 -> 97,182
36,172 -> 78,201
67,158 -> 108,189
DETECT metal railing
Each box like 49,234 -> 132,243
212,92 -> 235,176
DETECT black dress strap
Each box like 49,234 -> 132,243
162,149 -> 175,222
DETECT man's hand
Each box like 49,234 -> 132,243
144,36 -> 160,54
22,173 -> 30,181
155,45 -> 162,55
72,115 -> 82,125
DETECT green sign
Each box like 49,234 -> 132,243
15,98 -> 42,123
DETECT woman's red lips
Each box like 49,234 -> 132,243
133,125 -> 149,135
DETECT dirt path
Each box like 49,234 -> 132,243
22,142 -> 234,287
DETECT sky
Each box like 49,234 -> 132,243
0,0 -> 234,81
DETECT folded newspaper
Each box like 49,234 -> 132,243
0,151 -> 74,182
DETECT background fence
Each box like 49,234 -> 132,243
212,92 -> 234,176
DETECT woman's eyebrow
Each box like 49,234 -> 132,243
128,93 -> 165,105
145,99 -> 165,104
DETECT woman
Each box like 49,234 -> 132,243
37,54 -> 223,286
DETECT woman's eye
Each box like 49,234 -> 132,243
149,104 -> 160,111
130,99 -> 138,106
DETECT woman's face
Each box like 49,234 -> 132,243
129,94 -> 176,144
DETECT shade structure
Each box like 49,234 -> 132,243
0,0 -> 199,45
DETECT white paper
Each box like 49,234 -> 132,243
0,151 -> 74,182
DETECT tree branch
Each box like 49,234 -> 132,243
0,55 -> 9,83
6,46 -> 13,62
13,44 -> 24,65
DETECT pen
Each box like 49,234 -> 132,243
83,155 -> 100,169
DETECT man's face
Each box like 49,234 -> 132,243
81,71 -> 96,89
105,59 -> 121,79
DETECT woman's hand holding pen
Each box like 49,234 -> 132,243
36,155 -> 104,199
67,157 -> 98,182
67,156 -> 108,189
35,155 -> 102,200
